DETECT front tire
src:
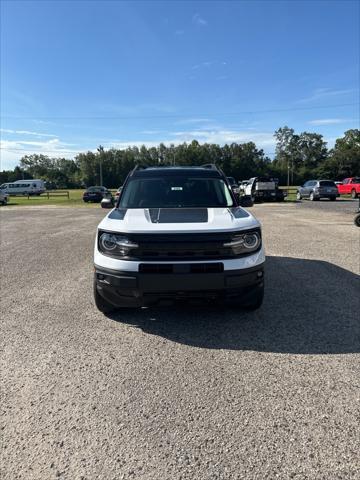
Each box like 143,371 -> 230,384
309,192 -> 315,201
351,189 -> 358,199
94,277 -> 116,313
330,196 -> 336,201
296,191 -> 302,201
355,214 -> 360,227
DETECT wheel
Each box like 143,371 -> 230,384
93,276 -> 116,313
330,196 -> 336,201
296,191 -> 302,201
309,192 -> 315,201
351,189 -> 358,199
354,214 -> 360,227
242,283 -> 264,311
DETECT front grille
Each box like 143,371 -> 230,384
139,263 -> 224,274
129,233 -> 236,261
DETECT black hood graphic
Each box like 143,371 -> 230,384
148,208 -> 208,223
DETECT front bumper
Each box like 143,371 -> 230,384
94,263 -> 265,307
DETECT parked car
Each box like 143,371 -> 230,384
337,177 -> 360,199
297,180 -> 339,201
83,186 -> 113,203
0,189 -> 9,205
114,186 -> 123,203
94,164 -> 265,312
0,179 -> 45,196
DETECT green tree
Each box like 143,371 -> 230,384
319,129 -> 360,179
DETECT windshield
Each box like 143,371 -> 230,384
119,176 -> 234,208
319,181 -> 336,187
87,187 -> 103,192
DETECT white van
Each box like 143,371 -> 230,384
0,179 -> 46,196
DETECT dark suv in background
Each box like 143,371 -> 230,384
83,186 -> 113,204
297,180 -> 339,201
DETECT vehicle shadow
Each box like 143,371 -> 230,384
106,256 -> 360,354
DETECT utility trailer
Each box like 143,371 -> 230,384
241,177 -> 287,202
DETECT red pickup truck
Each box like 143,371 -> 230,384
337,177 -> 360,198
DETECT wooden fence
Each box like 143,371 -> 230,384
28,190 -> 70,200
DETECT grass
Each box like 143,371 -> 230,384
4,187 -> 350,207
5,189 -> 97,207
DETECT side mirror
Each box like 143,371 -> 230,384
101,198 -> 113,209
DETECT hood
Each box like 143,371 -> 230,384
98,207 -> 260,234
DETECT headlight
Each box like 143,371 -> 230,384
98,232 -> 138,257
224,230 -> 261,255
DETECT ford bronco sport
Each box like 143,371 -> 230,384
94,165 -> 265,312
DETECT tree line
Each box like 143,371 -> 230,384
0,128 -> 359,189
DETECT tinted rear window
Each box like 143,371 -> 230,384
319,181 -> 336,187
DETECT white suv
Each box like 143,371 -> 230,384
94,165 -> 265,312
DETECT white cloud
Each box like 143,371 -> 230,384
175,118 -> 213,125
0,128 -> 58,138
103,129 -> 276,153
0,128 -> 277,170
170,129 -> 276,149
192,14 -> 208,26
192,61 -> 213,70
298,87 -> 357,103
308,118 -> 353,125
139,130 -> 163,135
0,137 -> 83,170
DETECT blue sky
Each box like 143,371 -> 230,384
1,0 -> 359,169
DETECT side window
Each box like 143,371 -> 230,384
33,183 -> 37,187
310,181 -> 317,187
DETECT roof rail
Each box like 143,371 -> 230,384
200,163 -> 227,179
200,163 -> 218,170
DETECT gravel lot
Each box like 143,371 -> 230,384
1,202 -> 359,480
